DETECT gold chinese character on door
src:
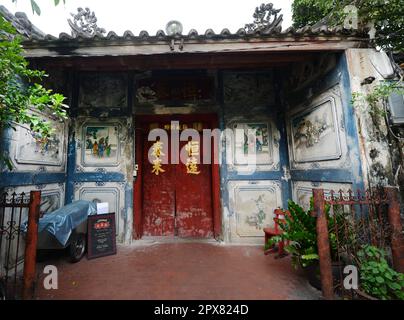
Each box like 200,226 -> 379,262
151,140 -> 165,175
185,141 -> 200,175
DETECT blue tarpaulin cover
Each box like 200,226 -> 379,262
23,200 -> 97,246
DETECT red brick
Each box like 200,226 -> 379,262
35,243 -> 321,300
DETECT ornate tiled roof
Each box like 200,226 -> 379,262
40,25 -> 365,42
1,4 -> 369,45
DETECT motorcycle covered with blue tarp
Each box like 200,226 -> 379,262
22,200 -> 97,262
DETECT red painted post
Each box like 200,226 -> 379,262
384,187 -> 404,273
313,188 -> 334,300
22,191 -> 41,300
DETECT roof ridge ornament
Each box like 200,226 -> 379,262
166,20 -> 183,36
68,7 -> 106,38
244,3 -> 283,34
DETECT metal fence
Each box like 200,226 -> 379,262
0,191 -> 41,300
313,187 -> 404,300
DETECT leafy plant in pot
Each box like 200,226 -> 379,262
268,199 -> 345,290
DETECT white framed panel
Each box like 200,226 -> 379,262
226,118 -> 281,173
74,181 -> 125,240
227,180 -> 282,243
8,110 -> 68,172
292,180 -> 353,211
286,85 -> 350,170
75,118 -> 129,173
290,98 -> 342,163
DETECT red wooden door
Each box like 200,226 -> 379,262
175,121 -> 213,238
142,130 -> 176,236
140,118 -> 214,238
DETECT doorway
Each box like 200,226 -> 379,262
133,114 -> 221,239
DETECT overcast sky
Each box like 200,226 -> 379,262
0,0 -> 293,36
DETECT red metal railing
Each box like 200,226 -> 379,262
0,191 -> 41,300
313,187 -> 404,300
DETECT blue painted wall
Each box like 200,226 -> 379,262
0,54 -> 364,242
287,53 -> 364,193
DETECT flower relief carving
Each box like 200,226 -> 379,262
68,7 -> 106,38
244,3 -> 283,34
294,116 -> 328,148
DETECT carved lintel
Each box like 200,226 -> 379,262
244,3 -> 283,34
68,7 -> 106,38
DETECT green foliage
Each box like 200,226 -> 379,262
268,199 -> 346,268
357,245 -> 404,300
11,0 -> 66,16
0,15 -> 68,170
352,81 -> 404,126
268,200 -> 318,268
292,0 -> 342,28
280,200 -> 319,268
292,0 -> 404,52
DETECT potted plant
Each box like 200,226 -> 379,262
268,199 -> 345,290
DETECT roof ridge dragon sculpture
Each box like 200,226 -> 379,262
245,3 -> 283,34
68,7 -> 106,38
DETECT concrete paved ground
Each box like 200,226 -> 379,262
34,242 -> 321,300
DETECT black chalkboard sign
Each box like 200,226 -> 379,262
87,213 -> 117,259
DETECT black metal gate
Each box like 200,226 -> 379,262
0,191 -> 41,300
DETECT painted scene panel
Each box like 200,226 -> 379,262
15,121 -> 64,166
291,99 -> 341,163
234,187 -> 278,237
84,126 -> 119,165
233,123 -> 272,165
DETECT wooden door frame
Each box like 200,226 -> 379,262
133,113 -> 222,239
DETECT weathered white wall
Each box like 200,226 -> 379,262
72,116 -> 134,243
221,71 -> 284,244
345,48 -> 396,188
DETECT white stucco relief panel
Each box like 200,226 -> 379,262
227,180 -> 282,243
74,181 -> 125,241
7,110 -> 68,172
286,85 -> 350,170
292,181 -> 353,211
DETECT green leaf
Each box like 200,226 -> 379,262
388,282 -> 401,290
375,276 -> 384,284
30,0 -> 41,15
301,253 -> 319,260
54,0 -> 60,5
